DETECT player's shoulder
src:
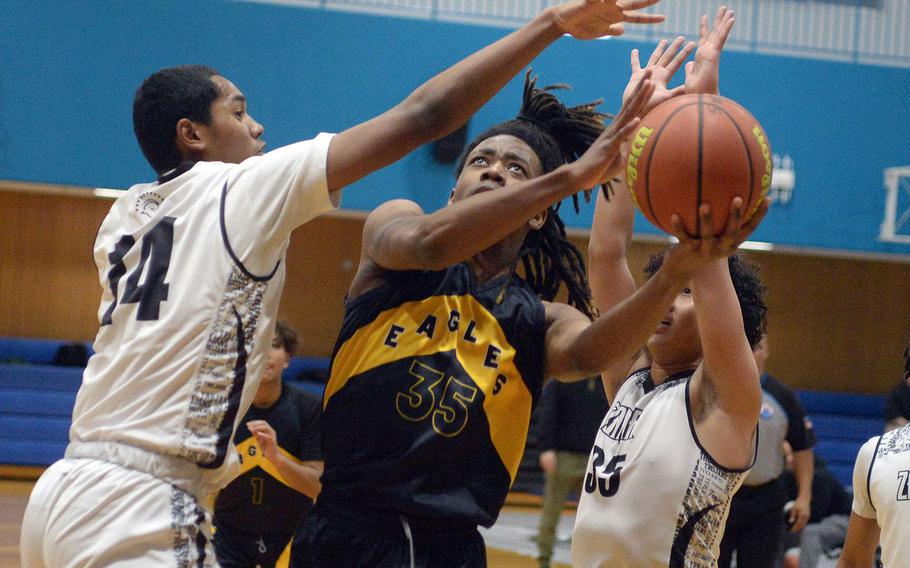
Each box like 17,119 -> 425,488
857,431 -> 883,462
366,199 -> 424,223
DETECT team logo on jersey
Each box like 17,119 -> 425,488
134,191 -> 164,218
759,402 -> 775,420
601,402 -> 642,441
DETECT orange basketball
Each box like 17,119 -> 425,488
625,93 -> 772,236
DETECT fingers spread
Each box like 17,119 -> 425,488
658,36 -> 686,67
666,40 -> 696,76
698,203 -> 715,240
684,60 -> 695,76
669,214 -> 690,241
648,39 -> 669,67
608,22 -> 625,36
630,48 -> 641,71
621,11 -> 666,25
619,0 -> 664,9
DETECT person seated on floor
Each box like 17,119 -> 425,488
781,440 -> 852,568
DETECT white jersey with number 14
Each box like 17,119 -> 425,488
69,133 -> 336,491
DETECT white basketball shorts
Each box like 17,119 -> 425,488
20,458 -> 219,567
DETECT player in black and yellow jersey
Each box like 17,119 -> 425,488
299,67 -> 765,566
214,322 -> 323,567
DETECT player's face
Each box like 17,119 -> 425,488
261,338 -> 290,385
647,285 -> 702,364
196,75 -> 265,164
452,135 -> 543,202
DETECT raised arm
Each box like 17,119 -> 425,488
691,260 -> 758,417
247,420 -> 323,499
326,0 -> 667,191
357,75 -> 654,275
587,184 -> 641,397
549,200 -> 766,383
687,205 -> 765,467
588,34 -> 695,305
587,36 -> 694,395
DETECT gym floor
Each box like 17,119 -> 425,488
0,479 -> 571,568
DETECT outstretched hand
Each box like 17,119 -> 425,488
622,36 -> 695,115
685,6 -> 735,95
553,0 -> 666,39
571,70 -> 655,189
662,196 -> 770,276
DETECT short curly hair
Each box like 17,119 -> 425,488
273,321 -> 299,357
133,64 -> 220,174
644,253 -> 767,349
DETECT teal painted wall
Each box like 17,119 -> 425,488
2,1 -> 908,254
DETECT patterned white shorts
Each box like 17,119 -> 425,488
20,458 -> 218,568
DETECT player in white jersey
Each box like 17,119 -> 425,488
836,350 -> 910,567
572,8 -> 772,567
19,3 -> 675,567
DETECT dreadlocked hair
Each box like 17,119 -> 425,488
519,209 -> 595,318
454,69 -> 608,319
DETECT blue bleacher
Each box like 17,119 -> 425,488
0,336 -> 330,467
3,334 -> 883,479
796,389 -> 886,489
0,363 -> 83,465
0,336 -> 93,365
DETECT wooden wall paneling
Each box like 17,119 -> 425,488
0,190 -> 110,341
2,184 -> 909,395
278,213 -> 365,357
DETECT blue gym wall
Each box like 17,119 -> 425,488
2,0 -> 908,255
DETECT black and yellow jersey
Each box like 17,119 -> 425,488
214,384 -> 322,535
320,264 -> 547,528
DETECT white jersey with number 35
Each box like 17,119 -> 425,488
69,133 -> 336,490
572,368 -> 752,568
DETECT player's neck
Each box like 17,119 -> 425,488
468,238 -> 522,284
252,378 -> 282,408
650,359 -> 699,384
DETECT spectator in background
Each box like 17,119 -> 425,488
719,334 -> 816,568
883,339 -> 910,432
213,321 -> 323,567
781,444 -> 852,568
536,377 -> 609,568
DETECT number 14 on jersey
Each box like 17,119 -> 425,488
101,217 -> 176,325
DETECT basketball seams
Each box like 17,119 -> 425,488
707,102 -> 756,225
630,93 -> 768,237
643,102 -> 700,234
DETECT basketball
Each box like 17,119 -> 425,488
625,93 -> 772,236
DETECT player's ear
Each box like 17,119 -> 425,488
528,208 -> 547,230
175,118 -> 206,158
447,189 -> 456,205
